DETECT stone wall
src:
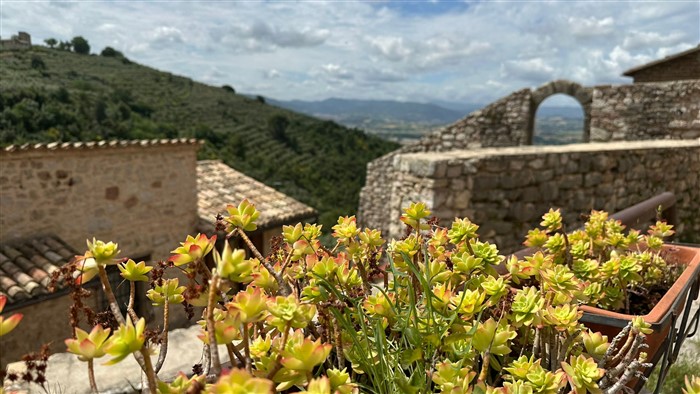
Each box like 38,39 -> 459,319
0,140 -> 202,363
414,88 -> 532,152
590,81 -> 700,141
385,140 -> 700,253
358,88 -> 532,231
359,79 -> 700,232
0,141 -> 200,260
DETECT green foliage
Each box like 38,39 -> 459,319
44,38 -> 57,48
646,339 -> 700,394
100,46 -> 123,58
71,36 -> 90,55
30,55 -> 46,70
519,209 -> 678,314
0,47 -> 398,230
221,84 -> 235,93
3,203 -> 664,393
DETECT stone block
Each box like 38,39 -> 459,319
529,158 -> 545,170
105,186 -> 120,200
446,165 -> 462,178
590,127 -> 611,141
584,172 -> 602,187
539,182 -> 559,199
510,202 -> 539,222
534,169 -> 554,183
453,191 -> 471,209
559,174 -> 582,189
521,186 -> 541,202
473,174 -> 499,189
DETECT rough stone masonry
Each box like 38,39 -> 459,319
358,79 -> 700,251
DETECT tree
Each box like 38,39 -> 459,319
222,85 -> 235,94
44,38 -> 57,49
57,41 -> 72,51
71,36 -> 90,55
268,114 -> 289,142
100,46 -> 123,57
31,55 -> 46,70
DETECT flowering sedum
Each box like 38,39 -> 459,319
0,295 -> 23,337
52,201 -> 655,394
104,316 -> 146,365
65,325 -> 111,361
118,259 -> 152,282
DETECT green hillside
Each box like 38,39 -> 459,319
0,46 -> 399,228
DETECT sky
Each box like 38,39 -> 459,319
1,0 -> 698,106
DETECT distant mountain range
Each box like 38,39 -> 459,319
271,97 -> 584,126
270,97 -> 585,143
268,98 -> 473,125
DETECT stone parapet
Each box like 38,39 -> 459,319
386,140 -> 700,252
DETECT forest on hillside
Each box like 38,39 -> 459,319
0,46 -> 399,229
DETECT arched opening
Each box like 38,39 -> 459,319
525,80 -> 592,145
532,94 -> 585,145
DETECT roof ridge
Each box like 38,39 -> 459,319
2,138 -> 203,153
622,44 -> 700,76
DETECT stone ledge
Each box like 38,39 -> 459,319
398,139 -> 700,165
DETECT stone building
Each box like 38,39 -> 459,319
197,160 -> 316,256
0,139 -> 315,364
623,45 -> 700,83
359,48 -> 700,252
0,32 -> 31,50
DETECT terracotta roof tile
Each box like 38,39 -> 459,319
0,236 -> 77,305
2,138 -> 202,153
197,160 -> 317,232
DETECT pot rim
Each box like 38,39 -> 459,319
579,243 -> 700,330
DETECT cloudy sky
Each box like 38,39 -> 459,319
1,0 -> 698,105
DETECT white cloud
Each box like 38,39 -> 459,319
264,69 -> 281,79
502,58 -> 556,82
569,16 -> 615,37
0,0 -> 697,104
219,21 -> 330,52
367,36 -> 413,61
622,31 -> 686,51
151,26 -> 184,45
319,63 -> 354,80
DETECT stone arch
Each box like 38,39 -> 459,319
527,80 -> 593,144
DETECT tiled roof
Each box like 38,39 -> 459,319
0,236 -> 76,305
2,138 -> 201,153
197,160 -> 317,231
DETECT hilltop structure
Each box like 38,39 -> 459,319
0,139 -> 315,364
0,31 -> 31,50
358,47 -> 700,251
623,45 -> 700,83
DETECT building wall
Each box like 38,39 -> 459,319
0,142 -> 199,261
0,293 -> 78,365
628,52 -> 700,83
386,140 -> 700,253
0,141 -> 202,363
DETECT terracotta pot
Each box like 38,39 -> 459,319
579,243 -> 700,390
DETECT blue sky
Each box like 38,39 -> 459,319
1,0 -> 698,106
